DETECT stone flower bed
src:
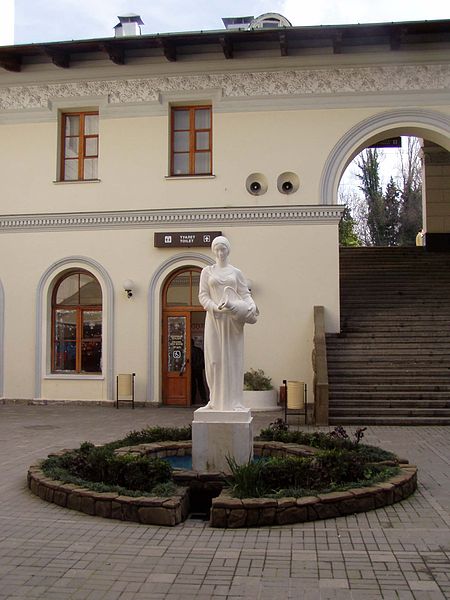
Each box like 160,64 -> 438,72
210,467 -> 417,527
28,440 -> 417,528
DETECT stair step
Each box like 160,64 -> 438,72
330,399 -> 450,408
330,408 -> 450,418
328,416 -> 450,425
330,391 -> 450,401
330,383 -> 450,392
328,332 -> 450,339
327,345 -> 449,353
327,247 -> 450,425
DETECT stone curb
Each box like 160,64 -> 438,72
28,441 -> 417,528
210,465 -> 417,527
28,464 -> 190,525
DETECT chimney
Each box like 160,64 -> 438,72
222,16 -> 254,30
114,14 -> 144,38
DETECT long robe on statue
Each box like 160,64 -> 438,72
199,264 -> 255,411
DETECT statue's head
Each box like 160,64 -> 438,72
211,236 -> 231,259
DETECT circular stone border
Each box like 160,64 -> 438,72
27,441 -> 417,528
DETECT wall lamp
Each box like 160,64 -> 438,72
122,279 -> 134,299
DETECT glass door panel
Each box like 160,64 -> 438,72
163,312 -> 190,406
167,316 -> 186,373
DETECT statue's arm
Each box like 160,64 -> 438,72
236,269 -> 256,309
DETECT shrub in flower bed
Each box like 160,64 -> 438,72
228,425 -> 399,499
41,427 -> 191,497
259,421 -> 396,462
106,425 -> 192,450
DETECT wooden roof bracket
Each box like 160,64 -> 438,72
0,54 -> 21,72
279,32 -> 288,56
103,43 -> 125,65
158,39 -> 176,62
44,47 -> 70,68
219,36 -> 233,59
390,27 -> 405,51
333,33 -> 343,54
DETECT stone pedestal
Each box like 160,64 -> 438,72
192,408 -> 253,473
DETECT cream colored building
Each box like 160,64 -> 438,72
0,15 -> 449,418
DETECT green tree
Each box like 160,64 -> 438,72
339,205 -> 361,247
356,149 -> 386,246
383,176 -> 400,246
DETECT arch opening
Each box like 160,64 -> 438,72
322,110 -> 450,249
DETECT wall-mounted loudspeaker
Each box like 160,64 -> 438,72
246,173 -> 268,196
277,171 -> 299,194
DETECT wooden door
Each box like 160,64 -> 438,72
162,311 -> 191,406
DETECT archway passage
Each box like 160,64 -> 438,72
339,136 -> 424,247
162,267 -> 208,406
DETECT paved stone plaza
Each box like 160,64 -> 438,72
0,404 -> 449,600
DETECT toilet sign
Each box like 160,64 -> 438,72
154,231 -> 222,248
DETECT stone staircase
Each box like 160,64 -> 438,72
326,247 -> 450,425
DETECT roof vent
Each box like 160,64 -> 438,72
249,13 -> 292,29
114,14 -> 144,38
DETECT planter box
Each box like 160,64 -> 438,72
243,389 -> 279,411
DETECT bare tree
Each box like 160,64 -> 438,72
398,137 -> 422,246
338,137 -> 422,247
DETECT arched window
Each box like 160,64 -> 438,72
163,267 -> 201,308
52,270 -> 102,373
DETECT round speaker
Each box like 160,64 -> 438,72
246,173 -> 268,196
277,172 -> 299,195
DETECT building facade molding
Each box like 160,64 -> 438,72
0,205 -> 344,233
35,256 -> 115,401
1,63 -> 449,115
320,108 -> 450,205
147,252 -> 214,404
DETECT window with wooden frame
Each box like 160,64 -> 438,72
170,106 -> 212,176
52,271 -> 102,373
60,111 -> 99,181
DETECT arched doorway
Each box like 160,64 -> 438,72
161,267 -> 208,406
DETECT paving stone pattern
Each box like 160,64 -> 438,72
0,404 -> 449,599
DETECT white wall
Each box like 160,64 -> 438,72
1,45 -> 449,405
0,221 -> 339,403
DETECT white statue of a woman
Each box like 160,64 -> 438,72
198,236 -> 258,411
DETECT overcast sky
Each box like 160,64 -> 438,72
12,0 -> 450,44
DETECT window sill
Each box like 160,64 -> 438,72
165,175 -> 216,181
53,179 -> 101,185
45,374 -> 104,380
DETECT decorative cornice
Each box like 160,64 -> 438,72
1,64 -> 449,112
0,206 -> 344,233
